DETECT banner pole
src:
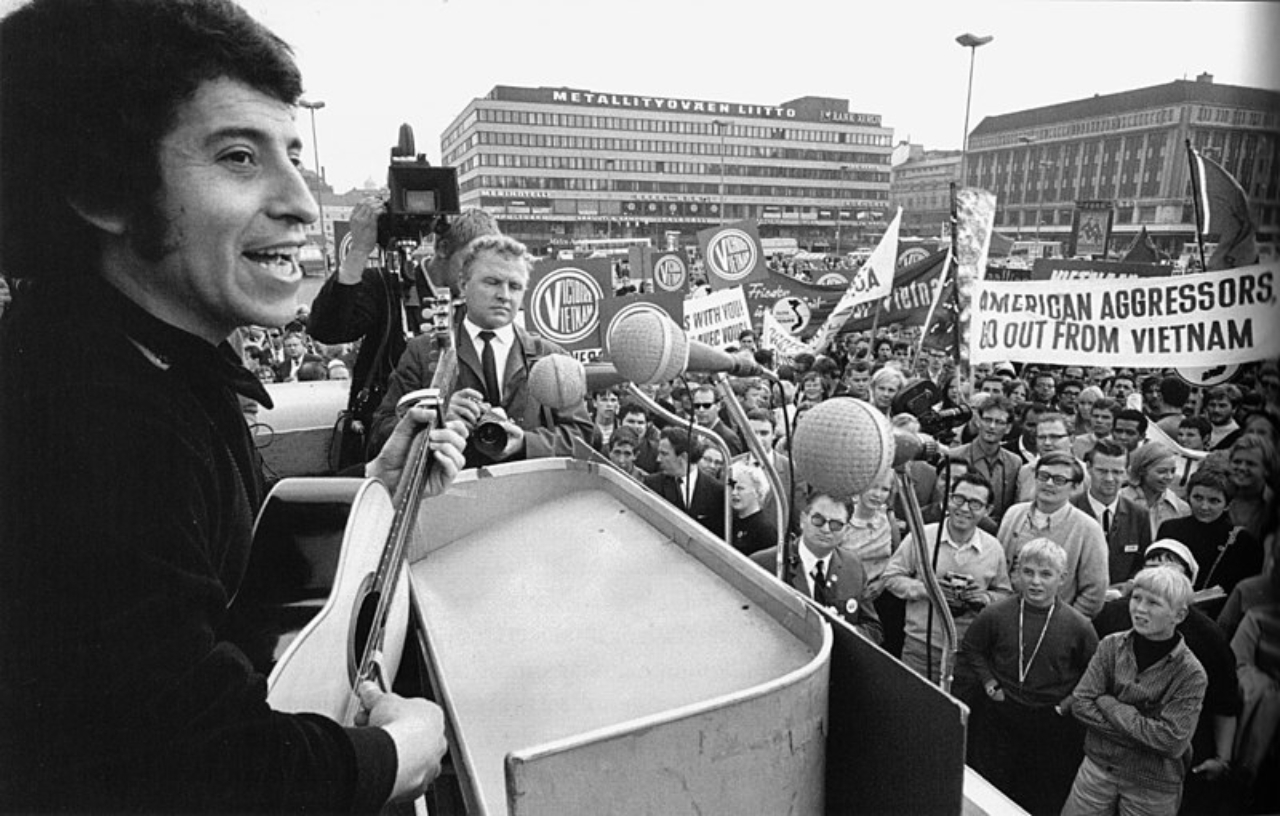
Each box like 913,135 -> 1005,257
1185,139 -> 1210,272
948,182 -> 965,383
912,248 -> 953,371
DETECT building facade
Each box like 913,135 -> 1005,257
439,86 -> 894,253
965,74 -> 1280,255
891,144 -> 962,239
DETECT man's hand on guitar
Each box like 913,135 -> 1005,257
366,401 -> 468,497
354,681 -> 447,803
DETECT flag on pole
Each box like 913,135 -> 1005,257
761,308 -> 810,367
1120,226 -> 1160,264
1188,146 -> 1259,270
806,207 -> 901,354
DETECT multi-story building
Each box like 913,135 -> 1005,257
439,85 -> 893,253
966,73 -> 1280,255
891,143 -> 962,239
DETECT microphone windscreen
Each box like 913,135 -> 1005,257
609,310 -> 689,385
892,429 -> 925,468
793,398 -> 894,498
528,354 -> 587,410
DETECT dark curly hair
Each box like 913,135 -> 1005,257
1,0 -> 303,279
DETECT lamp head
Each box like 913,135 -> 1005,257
956,33 -> 994,48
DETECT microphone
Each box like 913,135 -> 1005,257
527,354 -> 587,411
608,310 -> 774,384
891,429 -> 944,468
583,361 -> 631,394
792,397 -> 894,498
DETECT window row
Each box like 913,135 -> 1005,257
460,174 -> 890,202
474,107 -> 893,146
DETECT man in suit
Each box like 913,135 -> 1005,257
618,399 -> 661,474
370,234 -> 593,466
740,408 -> 803,534
947,395 -> 1023,527
272,329 -> 323,382
750,492 -> 883,645
1071,438 -> 1151,596
691,384 -> 744,456
644,426 -> 726,537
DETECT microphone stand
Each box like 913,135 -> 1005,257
622,384 -> 736,548
895,463 -> 959,693
712,373 -> 789,570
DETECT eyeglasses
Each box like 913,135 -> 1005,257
948,494 -> 989,512
806,513 -> 847,533
1034,472 -> 1077,487
692,402 -> 716,409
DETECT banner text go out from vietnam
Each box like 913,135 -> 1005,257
969,262 -> 1280,367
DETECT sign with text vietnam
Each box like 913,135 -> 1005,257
527,257 -> 613,360
969,262 -> 1280,367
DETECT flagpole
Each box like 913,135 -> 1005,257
948,181 -> 965,383
1185,139 -> 1209,272
912,248 -> 953,371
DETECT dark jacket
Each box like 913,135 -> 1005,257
370,320 -> 594,468
1071,492 -> 1152,586
643,469 -> 726,537
750,543 -> 883,645
0,276 -> 394,812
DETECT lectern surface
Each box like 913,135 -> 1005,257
409,486 -> 816,814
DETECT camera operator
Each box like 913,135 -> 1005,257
309,201 -> 496,469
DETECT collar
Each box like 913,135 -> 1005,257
848,511 -> 886,531
93,276 -> 272,409
797,539 -> 830,580
1029,501 -> 1072,529
463,317 -> 515,348
1088,494 -> 1119,517
942,522 -> 980,551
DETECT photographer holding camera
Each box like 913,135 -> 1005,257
310,200 -> 497,469
369,233 -> 593,468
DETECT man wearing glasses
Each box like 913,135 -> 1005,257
690,384 -> 744,456
883,472 -> 1012,683
751,492 -> 883,645
946,395 -> 1023,526
998,452 -> 1109,618
1016,411 -> 1090,502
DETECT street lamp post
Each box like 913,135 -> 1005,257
955,33 -> 993,190
298,98 -> 327,269
712,119 -> 727,224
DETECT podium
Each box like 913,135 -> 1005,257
406,459 -> 830,815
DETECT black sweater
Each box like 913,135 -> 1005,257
0,276 -> 394,812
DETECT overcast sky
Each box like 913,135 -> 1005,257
6,0 -> 1278,191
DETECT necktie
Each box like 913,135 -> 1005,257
1102,508 -> 1112,535
676,477 -> 688,508
811,561 -> 829,605
478,330 -> 500,406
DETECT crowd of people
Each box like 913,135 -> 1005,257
575,329 -> 1279,815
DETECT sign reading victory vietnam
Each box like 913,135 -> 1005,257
697,220 -> 769,291
652,251 -> 689,293
526,257 -> 612,361
970,261 -> 1280,367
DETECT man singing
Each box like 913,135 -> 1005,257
0,0 -> 467,810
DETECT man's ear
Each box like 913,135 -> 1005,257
66,197 -> 129,236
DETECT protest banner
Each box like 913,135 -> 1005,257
651,251 -> 690,294
697,220 -> 770,291
599,292 -> 685,356
842,249 -> 949,332
743,272 -> 845,340
1029,258 -> 1171,281
970,261 -> 1280,368
807,208 -> 901,353
526,257 -> 613,362
684,286 -> 752,349
761,308 -> 810,366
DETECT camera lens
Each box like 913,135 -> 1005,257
474,418 -> 507,456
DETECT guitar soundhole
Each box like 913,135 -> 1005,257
348,573 -> 382,686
